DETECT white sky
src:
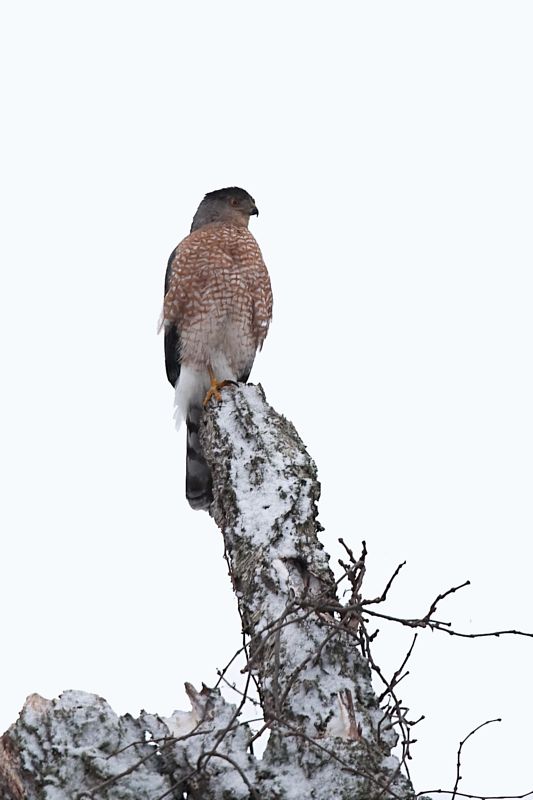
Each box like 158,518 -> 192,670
1,1 -> 532,795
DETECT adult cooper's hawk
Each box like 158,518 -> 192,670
163,187 -> 273,510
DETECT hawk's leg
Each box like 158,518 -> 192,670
203,366 -> 237,407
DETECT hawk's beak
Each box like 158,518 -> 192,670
250,206 -> 259,217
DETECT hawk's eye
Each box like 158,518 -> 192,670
229,197 -> 239,207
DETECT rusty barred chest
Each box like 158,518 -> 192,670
164,222 -> 272,373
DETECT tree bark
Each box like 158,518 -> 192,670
1,385 -> 417,800
200,384 -> 416,799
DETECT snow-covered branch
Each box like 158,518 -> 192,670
0,686 -> 257,800
200,384 -> 416,798
1,385 -> 418,800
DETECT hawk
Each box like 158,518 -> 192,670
163,187 -> 273,510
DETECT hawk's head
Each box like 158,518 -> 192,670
191,187 -> 259,232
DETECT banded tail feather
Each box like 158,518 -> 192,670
185,404 -> 213,510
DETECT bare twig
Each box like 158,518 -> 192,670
198,750 -> 260,800
378,634 -> 418,704
451,718 -> 502,799
362,560 -> 407,606
419,791 -> 533,799
421,581 -> 471,624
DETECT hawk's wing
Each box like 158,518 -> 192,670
237,259 -> 272,384
164,246 -> 181,387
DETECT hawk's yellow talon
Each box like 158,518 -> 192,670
203,383 -> 222,406
203,370 -> 234,407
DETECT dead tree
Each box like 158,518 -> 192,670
0,385 -> 422,799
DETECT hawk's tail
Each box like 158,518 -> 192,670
185,405 -> 213,511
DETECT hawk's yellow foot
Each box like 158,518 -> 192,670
203,371 -> 237,406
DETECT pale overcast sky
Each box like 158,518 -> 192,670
1,2 -> 532,795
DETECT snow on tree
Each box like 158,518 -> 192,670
5,384 -> 522,799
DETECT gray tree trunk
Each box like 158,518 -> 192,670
0,385 -> 417,800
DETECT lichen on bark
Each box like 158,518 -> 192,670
199,384 -> 416,799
